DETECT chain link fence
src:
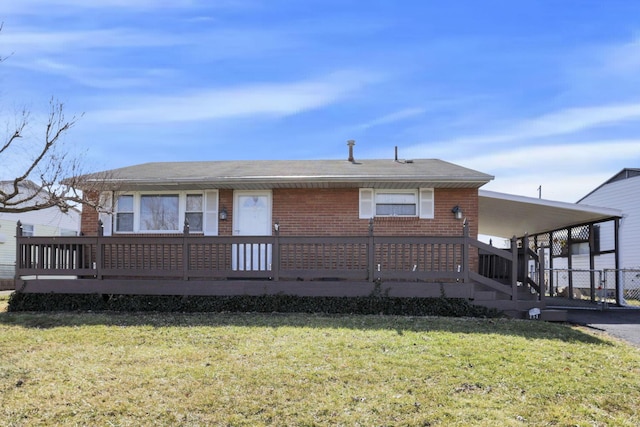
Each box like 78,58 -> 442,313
544,269 -> 610,308
544,268 -> 640,308
604,269 -> 640,307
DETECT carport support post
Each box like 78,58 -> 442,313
511,235 -> 518,300
538,247 -> 545,301
614,217 -> 621,306
588,223 -> 596,303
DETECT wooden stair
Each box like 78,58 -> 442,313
471,282 -> 567,321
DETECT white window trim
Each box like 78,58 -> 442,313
359,188 -> 434,219
106,190 -> 219,235
21,223 -> 35,237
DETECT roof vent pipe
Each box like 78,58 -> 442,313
395,146 -> 398,162
347,140 -> 355,162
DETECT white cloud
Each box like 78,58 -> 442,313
2,28 -> 187,55
452,140 -> 640,201
91,70 -> 381,123
2,25 -> 299,88
453,140 -> 640,172
0,0 -> 235,14
482,171 -> 615,203
403,101 -> 640,163
355,108 -> 426,130
601,38 -> 640,75
446,103 -> 640,147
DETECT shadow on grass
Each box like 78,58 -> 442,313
0,306 -> 610,347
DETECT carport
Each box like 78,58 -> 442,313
478,190 -> 624,305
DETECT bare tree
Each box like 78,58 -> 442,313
1,28 -> 110,214
0,98 -> 107,213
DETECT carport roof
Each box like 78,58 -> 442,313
478,190 -> 622,238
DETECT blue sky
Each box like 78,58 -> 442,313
1,0 -> 639,202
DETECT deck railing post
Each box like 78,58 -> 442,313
511,235 -> 518,300
15,221 -> 23,283
183,219 -> 190,280
96,220 -> 104,279
462,221 -> 470,284
368,218 -> 375,282
272,222 -> 280,281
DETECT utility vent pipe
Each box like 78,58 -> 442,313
347,140 -> 355,162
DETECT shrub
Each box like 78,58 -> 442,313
7,292 -> 502,318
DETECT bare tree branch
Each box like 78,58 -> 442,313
1,26 -> 115,215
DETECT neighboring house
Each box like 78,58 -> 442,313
577,169 -> 640,299
0,181 -> 80,286
578,168 -> 640,270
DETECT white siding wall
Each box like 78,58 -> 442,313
0,208 -> 80,278
596,220 -> 616,252
580,175 -> 640,270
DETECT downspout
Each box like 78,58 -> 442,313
589,223 -> 596,302
614,217 -> 621,306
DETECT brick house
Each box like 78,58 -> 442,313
81,156 -> 490,240
16,147 -> 565,313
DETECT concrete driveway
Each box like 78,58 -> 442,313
567,307 -> 640,348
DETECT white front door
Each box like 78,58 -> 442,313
232,191 -> 272,271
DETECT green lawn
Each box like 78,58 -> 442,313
1,294 -> 639,426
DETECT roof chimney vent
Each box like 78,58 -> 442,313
347,139 -> 355,163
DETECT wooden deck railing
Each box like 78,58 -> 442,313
15,221 -> 471,283
15,221 -> 535,301
475,234 -> 545,301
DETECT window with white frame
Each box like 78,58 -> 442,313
109,191 -> 218,235
375,192 -> 417,216
115,195 -> 134,232
21,224 -> 35,237
140,194 -> 179,231
359,188 -> 434,219
185,194 -> 203,232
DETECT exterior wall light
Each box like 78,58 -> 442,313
451,205 -> 463,220
219,207 -> 228,221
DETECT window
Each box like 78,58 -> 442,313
116,195 -> 134,232
570,242 -> 590,255
21,224 -> 34,237
185,194 -> 203,232
359,188 -> 434,219
140,194 -> 179,231
106,191 -> 218,235
375,192 -> 417,216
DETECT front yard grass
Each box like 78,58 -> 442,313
1,295 -> 639,426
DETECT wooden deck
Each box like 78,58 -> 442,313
13,222 -> 545,312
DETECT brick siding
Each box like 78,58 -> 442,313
81,187 -> 479,238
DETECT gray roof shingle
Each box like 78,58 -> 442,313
85,159 -> 493,191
